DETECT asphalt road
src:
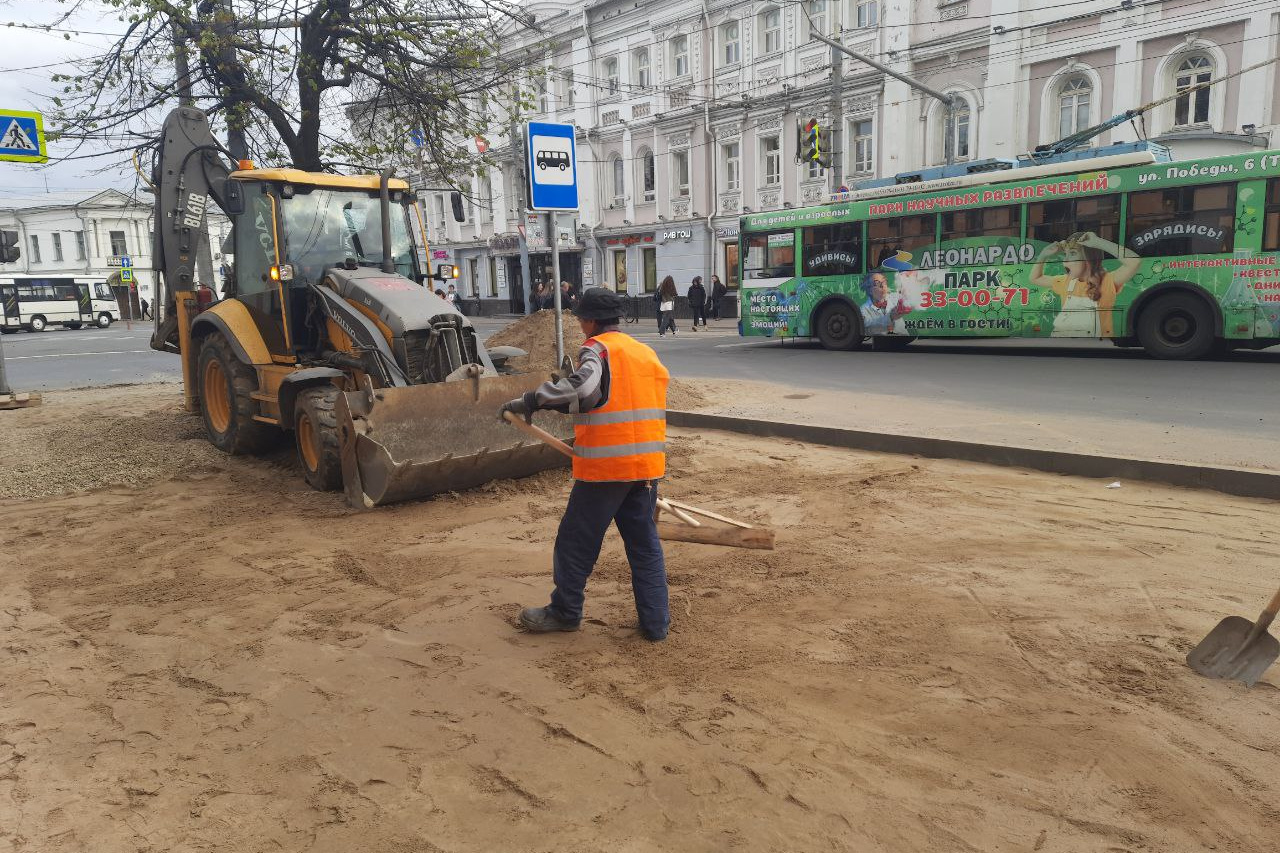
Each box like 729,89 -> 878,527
0,323 -> 178,390
5,318 -> 1277,467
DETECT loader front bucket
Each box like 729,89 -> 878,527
335,372 -> 574,508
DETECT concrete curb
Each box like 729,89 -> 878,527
667,410 -> 1280,501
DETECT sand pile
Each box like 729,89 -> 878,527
486,310 -> 585,375
0,384 -> 233,500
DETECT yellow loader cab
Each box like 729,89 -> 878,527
149,107 -> 571,507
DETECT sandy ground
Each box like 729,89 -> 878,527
670,377 -> 1280,473
3,384 -> 1280,852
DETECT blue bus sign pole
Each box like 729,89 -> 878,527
525,122 -> 579,365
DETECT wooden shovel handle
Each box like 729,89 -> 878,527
1256,584 -> 1280,633
503,410 -> 575,459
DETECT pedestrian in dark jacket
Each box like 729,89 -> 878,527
710,274 -> 728,320
688,276 -> 708,331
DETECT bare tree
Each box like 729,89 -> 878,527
44,0 -> 536,176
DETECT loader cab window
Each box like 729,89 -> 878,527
234,192 -> 280,297
281,188 -> 419,284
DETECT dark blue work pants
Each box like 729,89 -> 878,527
548,479 -> 670,638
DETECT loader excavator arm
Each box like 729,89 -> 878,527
150,107 -> 245,353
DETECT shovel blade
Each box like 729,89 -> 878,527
336,373 -> 573,508
1186,615 -> 1280,687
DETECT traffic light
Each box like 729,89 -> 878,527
0,230 -> 18,263
817,126 -> 834,168
801,119 -> 820,162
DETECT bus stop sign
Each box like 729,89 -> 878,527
525,121 -> 578,211
0,110 -> 47,164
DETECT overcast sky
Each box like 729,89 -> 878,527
0,0 -> 132,196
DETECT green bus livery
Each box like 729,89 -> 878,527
738,149 -> 1280,359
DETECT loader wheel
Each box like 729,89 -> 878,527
197,334 -> 276,455
293,385 -> 343,492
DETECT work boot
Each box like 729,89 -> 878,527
519,606 -> 580,633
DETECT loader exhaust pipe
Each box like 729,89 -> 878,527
379,168 -> 395,274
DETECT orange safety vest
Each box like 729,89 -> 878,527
573,330 -> 670,482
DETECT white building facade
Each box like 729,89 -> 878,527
424,0 -> 1280,315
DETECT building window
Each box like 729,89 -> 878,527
536,76 -> 549,113
850,118 -> 873,173
479,174 -> 493,223
639,150 -> 656,202
52,233 -> 64,262
29,234 -> 41,264
603,57 -> 620,95
806,158 -> 823,180
634,48 -> 651,89
671,35 -> 689,78
760,8 -> 782,55
611,155 -> 625,204
1174,54 -> 1213,126
1058,74 -> 1091,138
854,0 -> 877,28
109,230 -> 128,256
564,71 -> 575,107
431,195 -> 446,234
722,142 -> 741,192
721,21 -> 740,66
75,231 -> 86,260
807,0 -> 827,39
941,98 -> 972,162
487,256 -> 499,297
672,149 -> 690,198
761,136 -> 781,186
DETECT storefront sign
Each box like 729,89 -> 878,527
432,249 -> 449,259
582,257 -> 595,287
715,226 -> 739,239
605,234 -> 654,247
495,262 -> 508,291
489,233 -> 520,251
660,228 -> 694,244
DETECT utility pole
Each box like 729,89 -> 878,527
511,123 -> 534,314
807,30 -> 956,166
829,42 -> 844,194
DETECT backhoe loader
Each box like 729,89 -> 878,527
149,107 -> 571,507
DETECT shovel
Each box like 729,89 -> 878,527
1186,584 -> 1280,688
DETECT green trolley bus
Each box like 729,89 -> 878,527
738,149 -> 1280,359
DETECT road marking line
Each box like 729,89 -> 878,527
5,349 -> 155,360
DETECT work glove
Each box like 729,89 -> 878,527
498,393 -> 536,424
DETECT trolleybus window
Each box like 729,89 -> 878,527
1126,182 -> 1235,256
1266,178 -> 1280,252
744,230 -> 795,279
1027,194 -> 1120,245
802,223 -> 861,277
940,205 -> 1020,251
867,213 -> 934,267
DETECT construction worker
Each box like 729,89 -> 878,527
499,287 -> 671,641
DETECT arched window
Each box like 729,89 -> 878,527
807,0 -> 828,39
634,48 -> 650,89
638,150 -> 656,202
603,57 -> 619,95
760,7 -> 782,54
1174,54 -> 1213,126
611,155 -> 625,204
946,98 -> 972,161
721,21 -> 740,66
1058,74 -> 1091,138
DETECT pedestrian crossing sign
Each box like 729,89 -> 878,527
0,110 -> 48,163
120,268 -> 134,283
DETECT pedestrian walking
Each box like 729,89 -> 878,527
559,280 -> 578,311
688,276 -> 708,331
499,287 -> 671,641
710,274 -> 727,321
139,297 -> 151,320
656,275 -> 678,337
532,282 -> 549,312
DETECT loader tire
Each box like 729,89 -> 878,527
197,334 -> 276,455
293,385 -> 343,492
